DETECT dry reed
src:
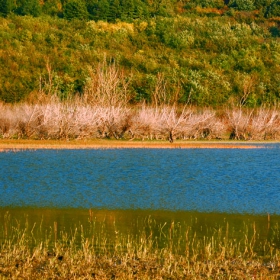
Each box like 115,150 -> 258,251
0,213 -> 280,279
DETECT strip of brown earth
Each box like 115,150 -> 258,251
0,139 -> 267,151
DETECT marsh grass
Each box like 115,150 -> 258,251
0,213 -> 280,279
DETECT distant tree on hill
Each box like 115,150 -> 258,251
184,0 -> 224,9
107,0 -> 121,22
265,0 -> 280,17
254,0 -> 271,9
0,0 -> 15,16
229,0 -> 255,10
198,0 -> 225,8
87,0 -> 110,21
42,0 -> 63,17
15,0 -> 42,16
63,0 -> 88,20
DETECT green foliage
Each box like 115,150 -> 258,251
0,0 -> 277,21
86,0 -> 149,22
15,0 -> 42,16
229,0 -> 255,11
0,14 -> 279,107
265,0 -> 280,17
184,0 -> 225,9
63,0 -> 88,20
201,0 -> 225,8
0,0 -> 15,16
86,0 -> 110,21
42,0 -> 63,17
254,0 -> 271,10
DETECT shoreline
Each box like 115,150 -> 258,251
0,139 -> 274,151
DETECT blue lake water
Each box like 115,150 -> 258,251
0,145 -> 279,214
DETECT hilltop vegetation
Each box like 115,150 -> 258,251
0,0 -> 279,107
1,0 -> 280,20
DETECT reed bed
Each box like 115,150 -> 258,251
0,213 -> 280,279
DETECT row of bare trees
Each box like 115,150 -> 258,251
0,98 -> 280,141
0,61 -> 279,141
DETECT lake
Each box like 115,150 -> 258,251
0,144 -> 280,250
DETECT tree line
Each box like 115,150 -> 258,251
0,0 -> 280,20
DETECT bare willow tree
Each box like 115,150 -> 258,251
84,59 -> 130,107
182,109 -> 224,140
1,102 -> 280,141
129,105 -> 163,140
235,73 -> 258,108
250,108 -> 280,140
151,73 -> 182,107
226,108 -> 253,140
155,106 -> 192,142
128,105 -> 223,141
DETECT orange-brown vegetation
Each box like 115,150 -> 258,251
0,96 -> 279,143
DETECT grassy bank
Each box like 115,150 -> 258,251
0,213 -> 280,279
0,139 -> 266,151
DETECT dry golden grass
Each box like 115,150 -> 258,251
0,139 -> 265,152
0,214 -> 280,279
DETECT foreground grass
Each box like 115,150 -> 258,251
0,214 -> 280,279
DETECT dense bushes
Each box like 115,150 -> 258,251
63,1 -> 88,20
0,0 -> 279,107
0,15 -> 279,106
1,0 -> 280,19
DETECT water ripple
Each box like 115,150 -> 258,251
0,146 -> 279,214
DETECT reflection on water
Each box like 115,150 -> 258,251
0,146 -> 279,213
0,208 -> 279,255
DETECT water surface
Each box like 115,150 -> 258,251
0,146 -> 279,213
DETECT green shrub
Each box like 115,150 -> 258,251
229,0 -> 255,11
63,0 -> 88,20
265,0 -> 280,17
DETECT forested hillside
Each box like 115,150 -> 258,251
0,0 -> 279,107
1,0 -> 280,20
